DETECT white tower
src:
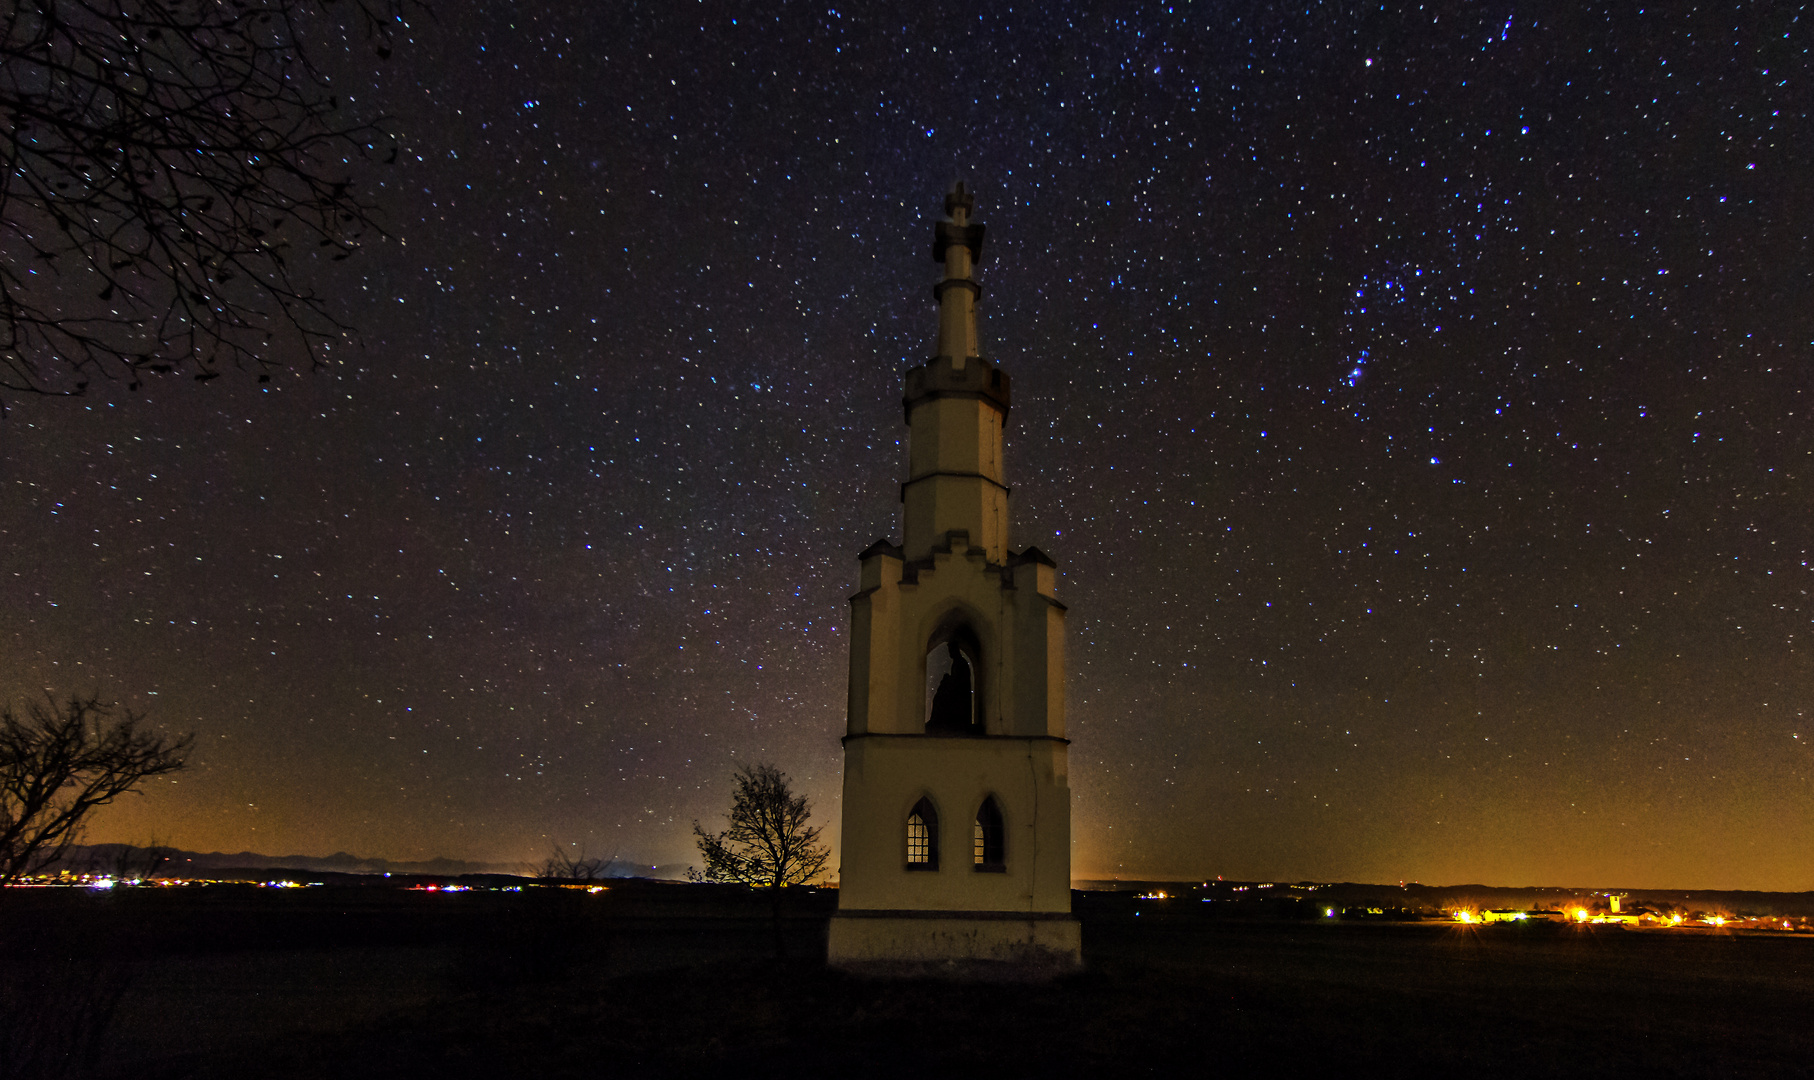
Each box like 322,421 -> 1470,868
826,183 -> 1080,971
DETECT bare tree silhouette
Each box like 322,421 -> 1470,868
0,0 -> 415,398
0,694 -> 191,885
103,837 -> 175,880
691,762 -> 830,956
536,843 -> 607,882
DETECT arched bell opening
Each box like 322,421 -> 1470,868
905,796 -> 939,871
924,622 -> 983,735
973,795 -> 1005,872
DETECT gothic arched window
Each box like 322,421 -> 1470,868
906,797 -> 939,870
974,795 -> 1004,871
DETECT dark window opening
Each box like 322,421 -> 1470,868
926,638 -> 980,734
974,796 -> 1004,871
906,797 -> 939,870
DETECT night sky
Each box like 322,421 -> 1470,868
3,3 -> 1809,890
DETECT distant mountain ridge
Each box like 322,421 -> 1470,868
59,844 -> 682,879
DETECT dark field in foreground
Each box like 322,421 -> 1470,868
5,882 -> 1810,1078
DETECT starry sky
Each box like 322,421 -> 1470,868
2,2 -> 1809,890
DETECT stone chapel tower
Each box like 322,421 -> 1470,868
826,183 -> 1080,970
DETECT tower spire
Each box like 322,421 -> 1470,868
932,180 -> 985,365
901,183 -> 1010,563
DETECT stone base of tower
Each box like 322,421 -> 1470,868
827,910 -> 1081,977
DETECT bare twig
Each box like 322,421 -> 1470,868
0,0 -> 416,398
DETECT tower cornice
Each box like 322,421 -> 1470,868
901,354 -> 1011,422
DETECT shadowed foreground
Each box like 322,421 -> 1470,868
6,883 -> 1810,1078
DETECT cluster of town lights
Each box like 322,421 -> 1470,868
1445,907 -> 1751,928
15,876 -> 1807,932
8,874 -> 537,893
1141,883 -> 1803,931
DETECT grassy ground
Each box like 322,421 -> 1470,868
6,884 -> 1810,1078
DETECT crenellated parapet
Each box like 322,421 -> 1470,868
846,526 -> 1065,741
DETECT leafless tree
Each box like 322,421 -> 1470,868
0,0 -> 414,398
0,694 -> 191,885
691,762 -> 830,956
536,843 -> 606,882
104,837 -> 174,880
